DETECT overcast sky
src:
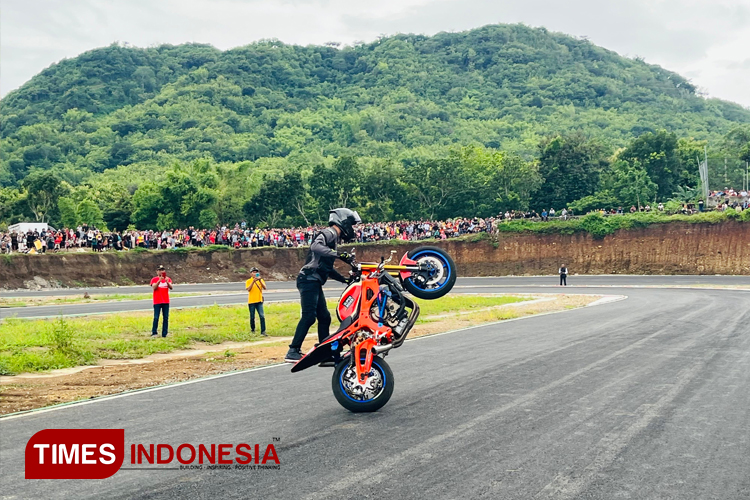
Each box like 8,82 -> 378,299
2,0 -> 749,107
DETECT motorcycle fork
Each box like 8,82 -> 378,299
353,337 -> 377,385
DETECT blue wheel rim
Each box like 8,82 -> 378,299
408,250 -> 452,291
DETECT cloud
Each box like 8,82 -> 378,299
1,0 -> 749,106
725,58 -> 750,70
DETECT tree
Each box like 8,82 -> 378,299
130,182 -> 163,230
611,160 -> 657,209
108,142 -> 136,169
21,171 -> 69,223
61,108 -> 94,132
159,169 -> 217,228
243,171 -> 306,226
741,144 -> 750,164
360,161 -> 407,221
458,146 -> 541,215
670,185 -> 699,203
675,138 -> 704,188
404,157 -> 472,219
534,134 -> 609,210
77,199 -> 105,227
103,204 -> 132,232
722,126 -> 750,156
618,130 -> 682,200
198,208 -> 218,228
0,187 -> 28,225
133,66 -> 157,92
58,197 -> 79,227
721,126 -> 750,177
308,156 -> 363,220
568,190 -> 620,214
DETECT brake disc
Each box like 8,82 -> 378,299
342,366 -> 383,401
418,256 -> 444,288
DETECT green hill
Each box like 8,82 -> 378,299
1,23 -> 749,229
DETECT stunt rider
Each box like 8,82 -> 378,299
285,208 -> 361,363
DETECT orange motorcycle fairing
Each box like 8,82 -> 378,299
292,271 -> 393,375
336,282 -> 362,321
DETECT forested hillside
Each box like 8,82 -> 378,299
1,23 -> 749,230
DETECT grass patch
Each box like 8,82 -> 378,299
0,292 -> 210,308
412,294 -> 525,317
496,211 -> 747,239
0,316 -> 96,375
0,295 -> 529,375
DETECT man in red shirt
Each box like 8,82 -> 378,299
150,265 -> 173,337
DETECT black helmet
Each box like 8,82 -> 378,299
328,208 -> 361,242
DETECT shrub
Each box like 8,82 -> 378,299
48,316 -> 74,352
725,209 -> 741,220
494,210 -> 748,239
663,200 -> 684,215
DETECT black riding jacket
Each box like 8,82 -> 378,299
299,227 -> 347,285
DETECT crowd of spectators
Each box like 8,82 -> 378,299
0,218 -> 493,254
498,208 -> 572,221
709,188 -> 749,200
2,196 -> 749,255
708,188 -> 750,213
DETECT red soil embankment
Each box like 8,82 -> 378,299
2,222 -> 749,289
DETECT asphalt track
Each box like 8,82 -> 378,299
3,275 -> 750,319
2,276 -> 750,499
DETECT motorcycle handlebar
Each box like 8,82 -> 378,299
345,249 -> 399,275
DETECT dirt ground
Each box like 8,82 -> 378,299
0,294 -> 602,415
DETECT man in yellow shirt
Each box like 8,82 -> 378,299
246,267 -> 267,336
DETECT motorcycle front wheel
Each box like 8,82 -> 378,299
402,246 -> 457,300
331,356 -> 394,413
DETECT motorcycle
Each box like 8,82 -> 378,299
291,246 -> 456,412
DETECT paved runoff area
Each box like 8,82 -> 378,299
2,276 -> 750,499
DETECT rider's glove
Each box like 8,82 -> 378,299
338,251 -> 354,264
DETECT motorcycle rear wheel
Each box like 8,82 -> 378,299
332,356 -> 394,413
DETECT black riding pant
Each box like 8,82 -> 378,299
290,277 -> 331,349
560,274 -> 567,286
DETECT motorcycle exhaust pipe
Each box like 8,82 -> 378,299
373,344 -> 393,355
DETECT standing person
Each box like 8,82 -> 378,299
285,208 -> 360,363
246,267 -> 267,336
559,264 -> 568,286
150,265 -> 173,337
